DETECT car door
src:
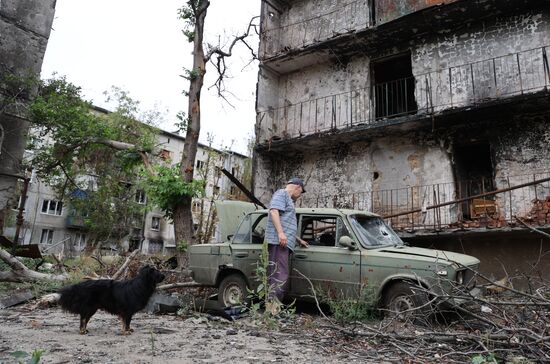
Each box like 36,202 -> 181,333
229,212 -> 267,291
290,215 -> 361,300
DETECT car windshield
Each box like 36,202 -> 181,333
349,215 -> 404,247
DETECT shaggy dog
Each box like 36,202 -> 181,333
59,265 -> 165,335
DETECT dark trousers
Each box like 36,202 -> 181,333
267,244 -> 290,302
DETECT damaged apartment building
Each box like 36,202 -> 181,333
254,0 -> 550,280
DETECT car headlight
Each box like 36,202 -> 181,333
456,270 -> 464,284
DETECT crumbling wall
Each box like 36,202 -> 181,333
412,11 -> 549,111
256,55 -> 371,141
375,0 -> 459,25
255,135 -> 454,214
261,0 -> 372,58
492,116 -> 550,220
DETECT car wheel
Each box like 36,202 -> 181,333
383,281 -> 431,323
218,274 -> 249,307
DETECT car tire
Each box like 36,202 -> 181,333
383,281 -> 432,324
218,274 -> 249,308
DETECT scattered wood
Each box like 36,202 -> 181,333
0,247 -> 68,283
111,249 -> 140,280
157,282 -> 202,290
0,289 -> 34,308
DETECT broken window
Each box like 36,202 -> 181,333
41,200 -> 63,216
372,53 -> 417,119
151,216 -> 161,231
40,229 -> 54,245
159,149 -> 171,161
74,233 -> 86,251
135,190 -> 146,204
453,141 -> 495,219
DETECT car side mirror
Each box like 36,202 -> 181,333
339,236 -> 357,250
227,234 -> 233,241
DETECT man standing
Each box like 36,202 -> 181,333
265,177 -> 308,307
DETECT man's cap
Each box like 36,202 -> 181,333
287,177 -> 306,193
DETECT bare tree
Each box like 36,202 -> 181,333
173,0 -> 258,255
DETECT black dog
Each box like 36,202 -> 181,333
59,265 -> 165,335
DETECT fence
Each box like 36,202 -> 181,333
260,0 -> 372,59
257,46 -> 550,143
297,171 -> 550,232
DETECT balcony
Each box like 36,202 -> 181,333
256,45 -> 550,149
296,171 -> 550,235
259,0 -> 540,72
66,215 -> 88,229
260,0 -> 372,60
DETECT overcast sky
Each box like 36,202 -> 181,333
41,0 -> 260,156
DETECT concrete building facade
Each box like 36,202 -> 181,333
6,128 -> 249,256
254,0 -> 550,281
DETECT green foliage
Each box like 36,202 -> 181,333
28,77 -> 156,185
180,67 -> 199,81
246,243 -> 295,328
321,285 -> 380,323
143,164 -> 204,220
176,240 -> 189,253
0,70 -> 38,106
27,76 -> 158,248
471,353 -> 497,364
175,111 -> 188,132
177,1 -> 207,43
11,349 -> 44,364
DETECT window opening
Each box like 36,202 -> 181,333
373,53 -> 417,119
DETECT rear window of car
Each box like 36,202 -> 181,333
232,213 -> 267,244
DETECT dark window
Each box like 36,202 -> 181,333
41,200 -> 63,216
372,53 -> 417,119
300,216 -> 338,247
40,229 -> 54,244
151,216 -> 161,231
453,141 -> 495,219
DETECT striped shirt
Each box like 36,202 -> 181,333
265,189 -> 298,250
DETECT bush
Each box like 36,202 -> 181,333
322,285 -> 380,323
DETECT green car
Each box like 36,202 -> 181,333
189,201 -> 480,316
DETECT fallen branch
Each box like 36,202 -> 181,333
515,216 -> 550,239
111,249 -> 140,280
0,247 -> 68,282
157,282 -> 203,290
294,269 -> 330,320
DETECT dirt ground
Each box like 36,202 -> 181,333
0,304 -> 358,364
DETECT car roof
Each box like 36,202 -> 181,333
252,207 -> 380,217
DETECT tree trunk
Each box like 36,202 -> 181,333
0,0 -> 57,233
0,247 -> 68,282
174,1 -> 210,266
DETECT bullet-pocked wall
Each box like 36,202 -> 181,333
255,134 -> 454,213
260,0 -> 372,58
255,4 -> 550,207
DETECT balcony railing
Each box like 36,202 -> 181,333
260,0 -> 372,59
296,171 -> 550,233
257,46 -> 550,144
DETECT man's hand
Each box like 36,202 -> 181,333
297,237 -> 309,248
278,232 -> 288,247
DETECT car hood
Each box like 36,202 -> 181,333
215,200 -> 259,242
377,245 -> 480,266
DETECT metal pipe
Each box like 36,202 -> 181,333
383,176 -> 550,219
13,177 -> 30,252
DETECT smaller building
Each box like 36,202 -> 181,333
5,127 -> 250,257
